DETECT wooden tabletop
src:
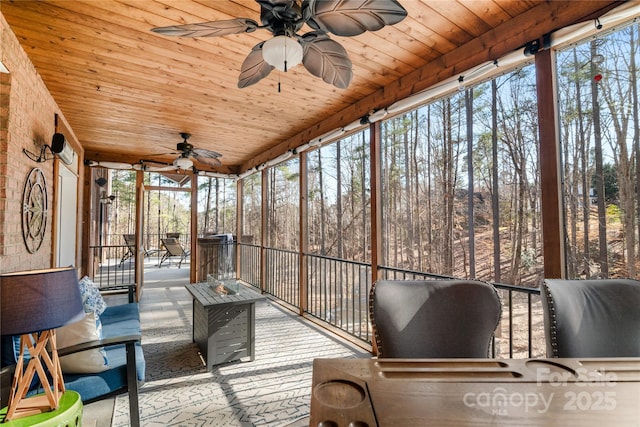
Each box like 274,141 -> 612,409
310,357 -> 640,426
185,282 -> 265,307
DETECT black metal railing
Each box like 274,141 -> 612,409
239,243 -> 261,289
264,247 -> 299,307
90,241 -> 543,357
234,247 -> 544,357
89,244 -> 135,290
307,254 -> 372,342
493,283 -> 543,359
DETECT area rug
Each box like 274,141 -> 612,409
112,297 -> 368,426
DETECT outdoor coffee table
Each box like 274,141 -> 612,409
185,281 -> 265,369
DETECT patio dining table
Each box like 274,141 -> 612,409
310,357 -> 640,426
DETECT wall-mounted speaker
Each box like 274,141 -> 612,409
51,133 -> 75,165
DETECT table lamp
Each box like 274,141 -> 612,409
0,267 -> 84,422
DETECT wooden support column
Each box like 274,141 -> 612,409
369,121 -> 382,356
536,49 -> 565,279
260,169 -> 267,293
370,121 -> 383,284
190,174 -> 198,283
236,179 -> 243,281
135,171 -> 144,301
299,151 -> 308,315
80,163 -> 92,277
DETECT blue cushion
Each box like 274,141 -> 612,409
101,303 -> 140,324
101,303 -> 141,338
61,343 -> 145,401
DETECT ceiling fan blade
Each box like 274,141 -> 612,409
306,0 -> 408,37
301,32 -> 353,89
192,148 -> 222,159
148,151 -> 178,157
193,156 -> 222,167
238,42 -> 275,88
151,18 -> 259,37
191,148 -> 222,167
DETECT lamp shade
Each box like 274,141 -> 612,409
262,36 -> 303,71
1,267 -> 84,335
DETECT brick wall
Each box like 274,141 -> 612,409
0,12 -> 75,273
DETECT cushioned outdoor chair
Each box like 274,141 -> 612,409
541,278 -> 640,358
370,279 -> 502,358
159,237 -> 189,268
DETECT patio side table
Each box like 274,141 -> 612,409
185,282 -> 265,369
0,390 -> 83,426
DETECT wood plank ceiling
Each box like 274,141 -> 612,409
1,1 -> 619,174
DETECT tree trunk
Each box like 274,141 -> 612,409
629,27 -> 639,277
572,47 -> 591,278
318,153 -> 326,255
444,99 -> 454,275
203,177 -> 212,232
466,88 -> 476,278
591,40 -> 609,277
491,80 -> 501,283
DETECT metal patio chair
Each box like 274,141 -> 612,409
119,234 -> 159,267
118,234 -> 137,266
159,237 -> 189,268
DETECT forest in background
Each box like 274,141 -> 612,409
98,170 -> 236,251
243,21 -> 639,285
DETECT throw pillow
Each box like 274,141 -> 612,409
57,312 -> 110,374
78,276 -> 107,315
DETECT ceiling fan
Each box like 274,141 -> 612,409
85,133 -> 222,172
145,132 -> 222,171
151,0 -> 408,89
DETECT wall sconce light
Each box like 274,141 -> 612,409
100,194 -> 116,204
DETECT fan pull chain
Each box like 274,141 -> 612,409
278,70 -> 281,93
284,39 -> 289,72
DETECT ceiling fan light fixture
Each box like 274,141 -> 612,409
173,157 -> 193,170
262,35 -> 302,71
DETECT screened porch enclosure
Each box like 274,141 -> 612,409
86,17 -> 639,359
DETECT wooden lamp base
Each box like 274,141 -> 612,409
3,331 -> 65,422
